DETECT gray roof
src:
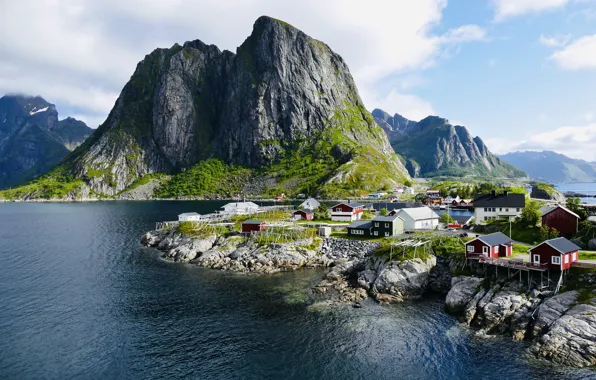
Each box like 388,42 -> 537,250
299,198 -> 320,209
397,207 -> 439,221
473,193 -> 525,208
540,205 -> 580,219
243,220 -> 265,225
451,215 -> 473,225
537,237 -> 581,254
347,202 -> 365,208
347,221 -> 372,229
372,215 -> 402,222
475,232 -> 512,246
178,212 -> 200,217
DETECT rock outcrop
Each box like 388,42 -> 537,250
445,276 -> 596,368
371,109 -> 526,178
54,16 -> 409,196
530,184 -> 565,203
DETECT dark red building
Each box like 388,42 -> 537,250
241,220 -> 267,233
330,202 -> 364,222
465,232 -> 513,258
540,205 -> 580,235
293,209 -> 314,220
529,237 -> 580,271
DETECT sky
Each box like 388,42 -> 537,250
1,0 -> 596,160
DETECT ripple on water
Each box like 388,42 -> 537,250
0,201 -> 595,380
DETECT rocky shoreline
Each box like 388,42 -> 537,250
445,274 -> 596,368
141,228 -> 596,368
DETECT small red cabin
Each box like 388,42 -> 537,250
465,232 -> 513,258
293,209 -> 314,220
330,202 -> 364,222
241,220 -> 267,233
540,205 -> 580,235
529,237 -> 580,271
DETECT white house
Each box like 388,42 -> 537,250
221,202 -> 260,215
404,187 -> 415,195
178,212 -> 201,222
444,196 -> 461,204
330,202 -> 365,222
299,198 -> 320,210
473,190 -> 526,224
395,207 -> 439,231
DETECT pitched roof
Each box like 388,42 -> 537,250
243,220 -> 265,225
347,221 -> 373,229
222,202 -> 259,209
299,198 -> 320,209
347,202 -> 365,208
473,232 -> 512,246
540,205 -> 580,219
397,207 -> 439,221
473,193 -> 525,208
179,212 -> 200,217
451,215 -> 473,225
532,237 -> 581,254
372,215 -> 402,222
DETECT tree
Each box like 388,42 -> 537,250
404,180 -> 413,188
380,208 -> 389,216
440,213 -> 454,224
518,199 -> 541,227
538,225 -> 550,242
314,204 -> 330,220
566,197 -> 588,221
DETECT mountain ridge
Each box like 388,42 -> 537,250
372,109 -> 526,179
498,150 -> 596,183
3,16 -> 409,200
0,95 -> 93,189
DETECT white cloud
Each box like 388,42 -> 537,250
487,123 -> 596,161
492,0 -> 570,21
364,88 -> 436,121
550,34 -> 596,69
0,0 -> 485,127
539,34 -> 571,47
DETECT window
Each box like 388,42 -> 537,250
492,208 -> 496,212
572,252 -> 577,261
517,208 -> 520,212
335,208 -> 342,212
533,254 -> 540,264
484,207 -> 488,212
552,256 -> 561,265
482,246 -> 488,254
373,231 -> 378,236
564,255 -> 569,264
505,208 -> 509,212
493,246 -> 498,253
467,245 -> 474,252
385,223 -> 389,228
385,232 -> 389,237
500,208 -> 502,212
374,223 -> 379,227
484,216 -> 488,221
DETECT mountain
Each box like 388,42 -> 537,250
372,109 -> 526,179
498,151 -> 596,183
0,95 -> 93,188
13,16 -> 408,199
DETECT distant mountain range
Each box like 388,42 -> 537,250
372,109 -> 526,179
498,151 -> 596,183
0,95 -> 93,188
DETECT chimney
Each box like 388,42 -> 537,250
503,190 -> 509,196
491,190 -> 497,196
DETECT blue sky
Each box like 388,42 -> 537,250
1,0 -> 596,159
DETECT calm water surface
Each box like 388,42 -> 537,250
556,183 -> 596,204
0,201 -> 594,379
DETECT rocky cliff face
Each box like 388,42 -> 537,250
0,95 -> 92,188
64,16 -> 408,196
372,109 -> 526,178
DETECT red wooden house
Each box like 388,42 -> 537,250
330,202 -> 364,222
540,205 -> 580,235
465,232 -> 513,258
293,209 -> 314,220
241,220 -> 267,233
529,237 -> 580,270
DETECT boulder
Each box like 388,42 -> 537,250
370,256 -> 437,303
445,277 -> 483,314
532,291 -> 579,337
531,301 -> 596,368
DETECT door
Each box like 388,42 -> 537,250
533,254 -> 540,264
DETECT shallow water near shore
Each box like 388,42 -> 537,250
0,201 -> 594,379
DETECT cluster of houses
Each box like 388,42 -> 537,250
421,190 -> 473,207
465,232 -> 580,271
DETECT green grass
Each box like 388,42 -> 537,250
580,251 -> 596,260
0,166 -> 84,200
375,240 -> 432,262
177,222 -> 230,238
252,227 -> 316,245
